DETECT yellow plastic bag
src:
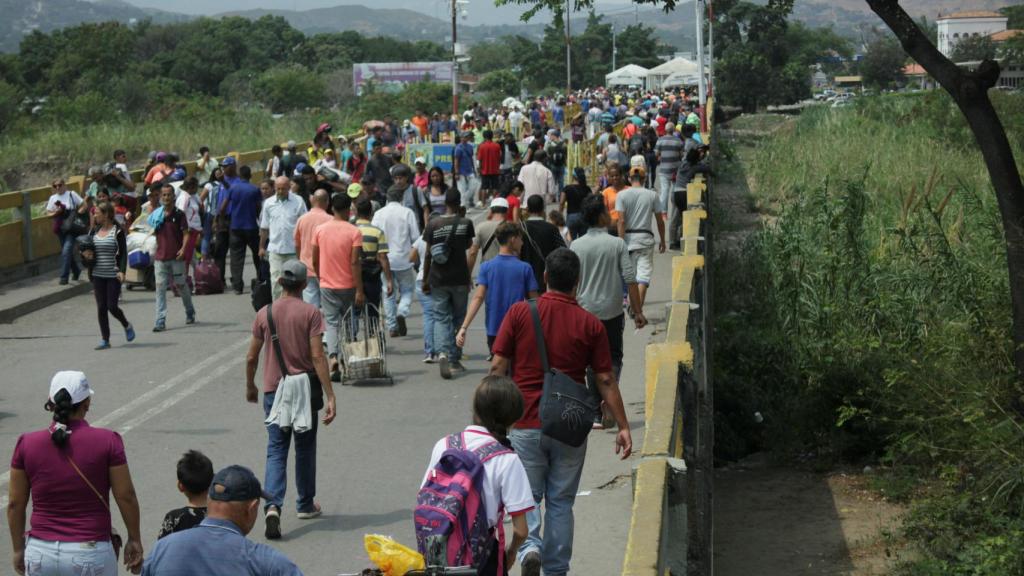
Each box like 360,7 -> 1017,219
365,534 -> 425,576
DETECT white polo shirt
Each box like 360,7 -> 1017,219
422,425 -> 535,529
259,192 -> 307,255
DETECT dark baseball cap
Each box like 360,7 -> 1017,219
208,465 -> 272,502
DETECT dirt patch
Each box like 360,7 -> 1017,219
714,464 -> 906,575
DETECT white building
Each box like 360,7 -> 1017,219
937,10 -> 1008,58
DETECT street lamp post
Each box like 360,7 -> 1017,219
451,0 -> 468,118
566,0 -> 572,97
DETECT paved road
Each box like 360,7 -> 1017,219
0,221 -> 671,576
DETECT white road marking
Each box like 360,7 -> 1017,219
0,337 -> 250,507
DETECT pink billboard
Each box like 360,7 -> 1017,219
353,62 -> 455,95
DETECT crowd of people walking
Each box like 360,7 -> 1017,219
19,85 -> 709,575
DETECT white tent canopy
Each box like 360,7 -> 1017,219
662,71 -> 701,88
647,57 -> 701,90
605,64 -> 649,88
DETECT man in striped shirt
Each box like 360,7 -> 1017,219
354,198 -> 393,323
654,125 -> 685,248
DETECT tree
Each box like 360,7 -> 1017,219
860,36 -> 906,88
477,70 -> 519,97
0,79 -> 19,134
254,66 -> 327,112
1002,5 -> 1024,30
950,35 -> 997,63
616,24 -> 668,69
864,0 -> 1024,389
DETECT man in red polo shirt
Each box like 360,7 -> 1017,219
489,248 -> 632,576
476,129 -> 502,208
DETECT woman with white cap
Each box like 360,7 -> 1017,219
7,371 -> 144,575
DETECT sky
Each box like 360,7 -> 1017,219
119,0 -> 653,27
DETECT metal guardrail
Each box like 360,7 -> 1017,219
622,99 -> 714,576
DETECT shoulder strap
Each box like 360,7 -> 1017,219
481,230 -> 497,256
473,441 -> 514,463
267,303 -> 289,377
527,299 -> 550,373
66,455 -> 109,509
520,222 -> 544,262
446,432 -> 464,451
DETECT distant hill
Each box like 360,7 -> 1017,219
0,0 -> 187,52
790,0 -> 1024,37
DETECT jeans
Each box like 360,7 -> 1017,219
268,252 -> 296,301
303,276 -> 321,308
415,281 -> 436,356
509,428 -> 588,576
321,287 -> 356,357
229,228 -> 262,292
263,392 -> 318,513
92,276 -> 129,341
457,174 -> 476,209
566,212 -> 586,240
655,172 -> 674,216
57,232 -> 81,281
383,268 -> 416,332
552,166 -> 565,193
154,260 -> 195,325
24,537 -> 117,576
432,284 -> 468,361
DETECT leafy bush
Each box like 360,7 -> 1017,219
715,91 -> 1024,572
0,79 -> 19,133
254,66 -> 327,112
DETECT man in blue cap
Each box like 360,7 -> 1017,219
142,465 -> 303,575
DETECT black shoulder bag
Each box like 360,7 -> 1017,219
528,299 -> 598,447
267,303 -> 324,412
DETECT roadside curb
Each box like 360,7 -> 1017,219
0,281 -> 92,324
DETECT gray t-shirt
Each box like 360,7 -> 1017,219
473,219 -> 502,265
571,228 -> 637,321
615,186 -> 658,250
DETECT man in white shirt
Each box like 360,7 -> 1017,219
372,184 -> 421,338
615,166 -> 666,308
508,107 -> 524,140
175,177 -> 204,293
259,176 -> 308,300
517,150 -> 557,206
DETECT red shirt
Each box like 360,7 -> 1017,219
655,116 -> 668,136
505,195 -> 521,221
477,140 -> 502,176
154,208 -> 188,261
252,296 -> 325,393
492,291 -> 613,429
11,420 -> 127,542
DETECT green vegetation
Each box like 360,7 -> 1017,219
715,92 -> 1024,573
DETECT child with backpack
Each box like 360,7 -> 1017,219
416,376 -> 534,576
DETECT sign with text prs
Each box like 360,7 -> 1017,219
353,62 -> 455,96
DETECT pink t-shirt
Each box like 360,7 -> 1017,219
11,420 -> 127,542
252,296 -> 325,392
294,208 -> 332,279
311,219 -> 362,290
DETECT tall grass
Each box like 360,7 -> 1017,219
0,107 -> 366,189
715,91 -> 1024,574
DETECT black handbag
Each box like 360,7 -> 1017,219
528,299 -> 598,447
61,206 -> 89,237
267,302 -> 324,412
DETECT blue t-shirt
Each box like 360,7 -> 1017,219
224,181 -> 262,230
454,143 -> 476,176
141,518 -> 302,576
553,106 -> 564,124
477,254 -> 538,336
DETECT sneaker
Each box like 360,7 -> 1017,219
72,272 -> 80,281
423,354 -> 437,364
265,508 -> 281,540
397,315 -> 407,336
185,315 -> 196,325
389,329 -> 400,338
152,323 -> 166,333
296,503 -> 322,520
521,550 -> 542,576
59,278 -> 69,285
94,340 -> 111,351
450,361 -> 466,373
124,324 -> 136,342
439,354 -> 452,380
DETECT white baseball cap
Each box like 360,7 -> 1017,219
49,371 -> 94,404
490,197 -> 510,210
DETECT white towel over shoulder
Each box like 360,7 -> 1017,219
265,373 -> 312,433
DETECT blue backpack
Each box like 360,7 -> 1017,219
414,433 -> 512,569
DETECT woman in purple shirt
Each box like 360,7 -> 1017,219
7,371 -> 144,575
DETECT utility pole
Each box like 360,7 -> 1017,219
696,0 -> 706,107
707,0 -> 714,99
612,24 -> 617,72
451,0 -> 468,118
565,0 -> 572,96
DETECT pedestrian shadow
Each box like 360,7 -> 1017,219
279,508 -> 410,539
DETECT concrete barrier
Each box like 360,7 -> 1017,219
622,97 -> 714,574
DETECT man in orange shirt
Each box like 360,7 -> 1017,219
601,163 -> 626,236
293,188 -> 333,308
311,193 -> 365,379
411,110 -> 430,139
